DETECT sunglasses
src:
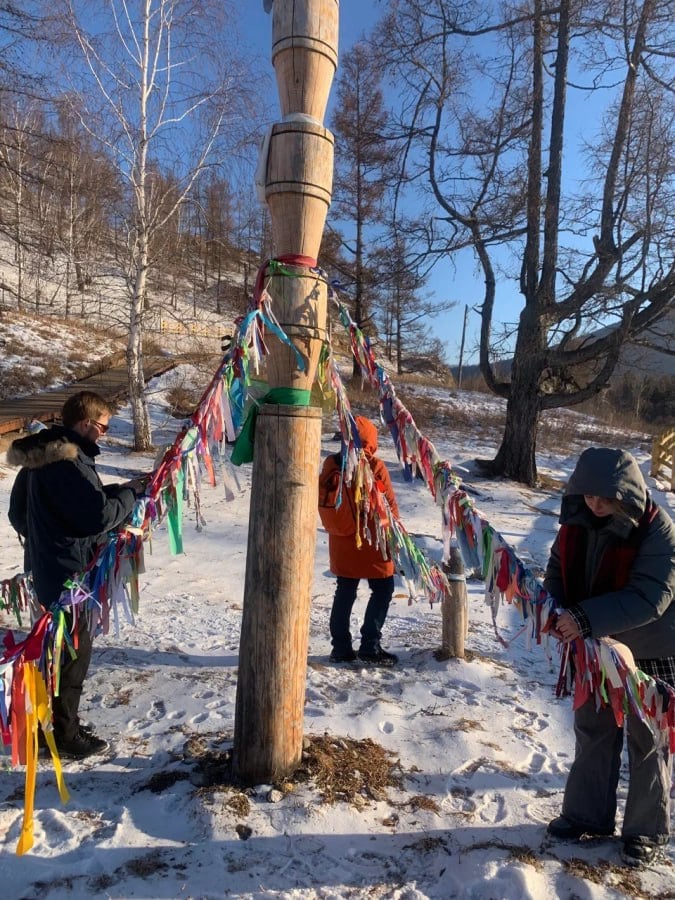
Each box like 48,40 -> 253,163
91,420 -> 110,434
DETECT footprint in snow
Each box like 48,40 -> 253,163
477,791 -> 508,824
512,707 -> 549,734
193,689 -> 216,700
190,711 -> 214,724
148,699 -> 166,721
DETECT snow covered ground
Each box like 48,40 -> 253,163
0,369 -> 673,899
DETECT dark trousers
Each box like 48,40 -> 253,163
562,698 -> 672,839
51,611 -> 93,741
330,575 -> 394,655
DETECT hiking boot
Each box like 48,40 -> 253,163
38,721 -> 95,750
547,815 -> 614,840
55,729 -> 110,760
621,838 -> 665,866
357,648 -> 398,667
329,649 -> 357,663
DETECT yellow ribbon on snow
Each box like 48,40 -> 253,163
16,663 -> 70,856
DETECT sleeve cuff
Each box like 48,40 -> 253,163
569,606 -> 592,638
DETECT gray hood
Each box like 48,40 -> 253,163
561,447 -> 647,533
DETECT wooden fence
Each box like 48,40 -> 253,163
159,319 -> 218,338
650,428 -> 675,491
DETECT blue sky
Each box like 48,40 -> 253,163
240,1 -> 517,366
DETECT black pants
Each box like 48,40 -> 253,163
51,611 -> 93,741
330,575 -> 394,655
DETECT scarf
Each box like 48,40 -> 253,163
558,498 -> 658,606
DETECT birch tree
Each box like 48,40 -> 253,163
0,99 -> 44,309
62,0 -> 258,449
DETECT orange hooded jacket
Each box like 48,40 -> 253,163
321,416 -> 400,579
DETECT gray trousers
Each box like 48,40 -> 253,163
562,698 -> 672,839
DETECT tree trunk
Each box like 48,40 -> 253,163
128,246 -> 152,451
491,307 -> 546,485
492,384 -> 541,485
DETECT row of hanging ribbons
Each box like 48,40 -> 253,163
1,265 -> 674,855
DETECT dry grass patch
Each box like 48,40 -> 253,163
393,793 -> 441,814
224,792 -> 251,817
396,387 -> 505,438
166,383 -> 202,418
175,730 -> 409,815
538,413 -> 650,454
536,473 -> 566,492
561,856 -> 648,897
453,717 -> 485,732
332,380 -> 381,419
561,857 -> 609,884
470,839 -> 545,871
463,648 -> 512,671
296,733 -> 405,805
106,687 -> 133,707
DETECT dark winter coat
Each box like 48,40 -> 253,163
544,447 -> 675,659
325,417 -> 400,580
7,425 -> 138,607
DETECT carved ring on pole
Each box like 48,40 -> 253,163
272,0 -> 339,121
265,119 -> 334,260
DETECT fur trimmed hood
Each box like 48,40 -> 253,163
7,425 -> 96,470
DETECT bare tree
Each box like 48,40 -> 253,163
0,2 -> 52,92
372,224 -> 453,374
43,103 -> 123,315
61,0 -> 260,449
330,42 -> 399,376
382,0 -> 675,484
0,98 -> 45,308
232,183 -> 270,309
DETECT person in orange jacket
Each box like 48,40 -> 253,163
320,416 -> 400,666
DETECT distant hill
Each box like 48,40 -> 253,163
455,309 -> 675,383
615,309 -> 674,377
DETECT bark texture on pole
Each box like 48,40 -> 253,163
233,405 -> 322,782
233,0 -> 337,783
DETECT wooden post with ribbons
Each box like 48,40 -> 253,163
233,0 -> 338,783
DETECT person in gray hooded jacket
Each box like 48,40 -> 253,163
544,447 -> 675,865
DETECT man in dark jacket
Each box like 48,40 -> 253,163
544,447 -> 675,866
8,391 -> 146,759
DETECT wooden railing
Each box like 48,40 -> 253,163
650,428 -> 675,491
159,319 -> 216,338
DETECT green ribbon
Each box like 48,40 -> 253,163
266,259 -> 312,279
231,387 -> 311,466
167,467 -> 185,554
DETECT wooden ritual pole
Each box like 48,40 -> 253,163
232,0 -> 338,783
435,542 -> 467,660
